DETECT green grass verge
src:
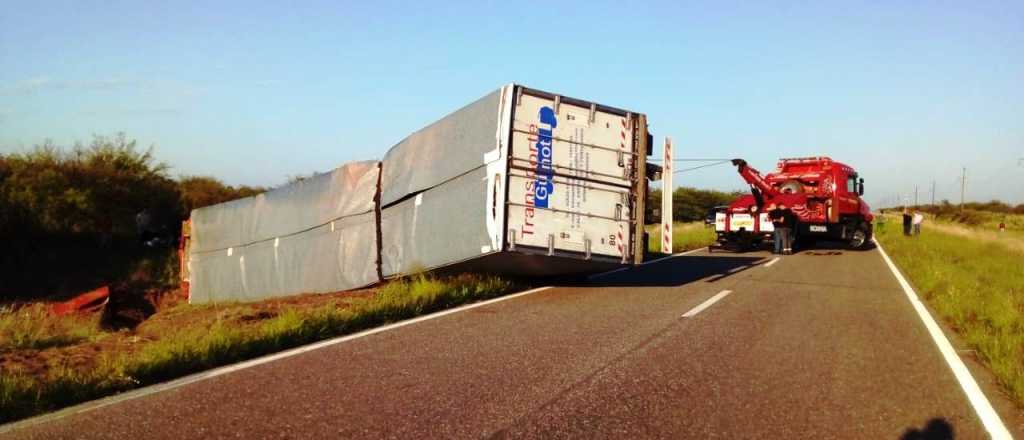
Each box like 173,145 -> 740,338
876,223 -> 1024,404
646,221 -> 717,254
0,304 -> 105,352
0,274 -> 515,425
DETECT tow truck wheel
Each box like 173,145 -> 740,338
849,228 -> 868,249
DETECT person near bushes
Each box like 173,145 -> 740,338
912,210 -> 924,236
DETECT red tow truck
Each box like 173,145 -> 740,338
713,157 -> 873,250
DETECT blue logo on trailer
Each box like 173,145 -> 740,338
534,106 -> 557,208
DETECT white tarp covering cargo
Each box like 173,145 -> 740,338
188,161 -> 380,303
185,83 -> 650,303
380,84 -> 647,277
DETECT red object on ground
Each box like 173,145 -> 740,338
51,286 -> 110,316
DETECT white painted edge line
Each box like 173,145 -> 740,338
763,257 -> 780,268
587,247 -> 706,280
0,284 -> 556,434
681,290 -> 732,318
5,247 -> 712,433
587,266 -> 631,278
875,239 -> 1012,439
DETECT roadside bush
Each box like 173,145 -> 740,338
0,135 -> 181,240
178,175 -> 264,215
0,134 -> 262,300
649,187 -> 744,223
882,200 -> 1024,230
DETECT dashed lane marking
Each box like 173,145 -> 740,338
681,290 -> 732,318
2,246 -> 714,434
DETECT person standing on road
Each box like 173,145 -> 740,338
902,208 -> 912,236
999,220 -> 1006,234
768,203 -> 783,254
772,204 -> 793,255
781,206 -> 796,254
912,210 -> 924,236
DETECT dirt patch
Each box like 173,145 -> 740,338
1,286 -> 379,381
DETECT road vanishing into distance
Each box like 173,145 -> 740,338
3,244 -> 1023,439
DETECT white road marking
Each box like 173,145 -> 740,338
0,285 -> 555,433
681,290 -> 732,318
763,257 -> 780,268
588,266 -> 630,278
875,240 -> 1011,439
4,246 -> 713,433
670,247 -> 708,257
587,247 -> 706,280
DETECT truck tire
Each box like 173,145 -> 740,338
849,226 -> 869,249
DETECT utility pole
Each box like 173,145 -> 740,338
931,180 -> 935,206
960,167 -> 967,212
914,185 -> 919,206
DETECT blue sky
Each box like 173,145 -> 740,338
2,0 -> 1022,207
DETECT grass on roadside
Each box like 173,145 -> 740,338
876,223 -> 1024,404
646,221 -> 717,254
0,304 -> 105,352
0,274 -> 516,425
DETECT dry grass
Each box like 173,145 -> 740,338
877,221 -> 1024,405
925,221 -> 1024,255
0,304 -> 105,352
646,222 -> 717,254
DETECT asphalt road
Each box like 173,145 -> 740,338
4,245 -> 1022,439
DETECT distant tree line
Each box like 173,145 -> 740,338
880,200 -> 1024,226
647,187 -> 745,223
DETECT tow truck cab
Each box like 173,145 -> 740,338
715,157 -> 874,249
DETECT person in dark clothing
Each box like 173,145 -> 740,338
781,207 -> 796,254
902,208 -> 912,236
782,209 -> 798,254
771,204 -> 794,255
768,204 -> 784,254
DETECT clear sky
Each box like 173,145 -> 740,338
2,0 -> 1022,207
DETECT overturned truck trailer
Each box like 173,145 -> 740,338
184,84 -> 653,304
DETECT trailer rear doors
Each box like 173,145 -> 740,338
503,86 -> 643,263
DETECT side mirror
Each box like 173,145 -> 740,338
858,178 -> 865,196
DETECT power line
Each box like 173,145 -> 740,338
649,158 -> 733,162
672,160 -> 733,174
